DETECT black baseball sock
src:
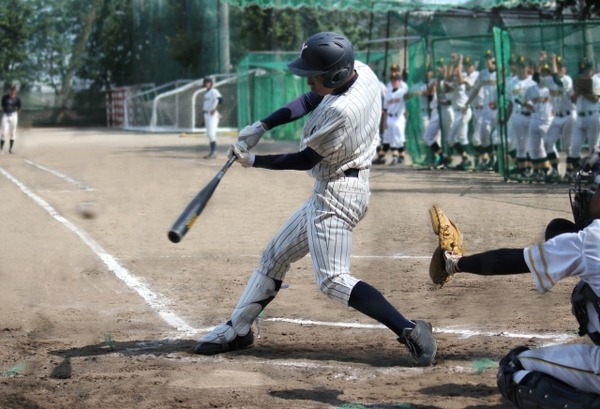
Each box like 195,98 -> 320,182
9,140 -> 14,151
0,140 -> 4,150
348,281 -> 414,337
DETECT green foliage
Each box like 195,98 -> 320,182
556,0 -> 600,20
79,0 -> 134,90
0,0 -> 33,87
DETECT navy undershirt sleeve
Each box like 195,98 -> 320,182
253,147 -> 323,171
261,92 -> 323,129
458,248 -> 529,275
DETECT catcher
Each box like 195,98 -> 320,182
428,149 -> 600,408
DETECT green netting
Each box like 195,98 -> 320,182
237,50 -> 398,140
405,38 -> 430,165
226,0 -> 552,12
495,21 -> 600,181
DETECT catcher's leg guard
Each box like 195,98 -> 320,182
497,345 -> 600,408
195,271 -> 282,355
397,320 -> 437,366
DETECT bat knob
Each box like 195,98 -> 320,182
168,231 -> 182,243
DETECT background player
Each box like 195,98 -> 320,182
1,85 -> 21,154
193,32 -> 437,366
202,77 -> 223,159
565,57 -> 600,180
436,150 -> 600,408
464,50 -> 498,171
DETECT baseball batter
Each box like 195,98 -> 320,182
438,150 -> 600,408
1,85 -> 21,154
202,77 -> 222,159
194,32 -> 437,366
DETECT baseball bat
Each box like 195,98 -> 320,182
168,155 -> 236,243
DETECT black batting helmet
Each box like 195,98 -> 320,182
287,32 -> 355,89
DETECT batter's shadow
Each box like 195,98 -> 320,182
48,338 -> 197,379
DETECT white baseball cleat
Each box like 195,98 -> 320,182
194,321 -> 254,355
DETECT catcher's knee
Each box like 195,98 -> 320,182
497,346 -> 600,409
544,218 -> 578,241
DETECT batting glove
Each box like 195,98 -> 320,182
231,141 -> 255,168
238,121 -> 267,150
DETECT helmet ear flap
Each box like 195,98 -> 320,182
323,65 -> 352,88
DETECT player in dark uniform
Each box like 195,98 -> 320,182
1,85 -> 22,154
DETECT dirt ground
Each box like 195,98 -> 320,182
0,128 -> 586,409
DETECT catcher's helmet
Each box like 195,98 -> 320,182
287,32 -> 354,89
570,148 -> 600,229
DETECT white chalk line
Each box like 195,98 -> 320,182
24,159 -> 95,191
1,166 -> 575,348
0,167 -> 196,335
151,254 -> 431,260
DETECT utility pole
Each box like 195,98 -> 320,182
219,0 -> 231,73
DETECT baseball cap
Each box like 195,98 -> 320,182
540,63 -> 551,73
579,57 -> 593,72
516,55 -> 528,67
556,55 -> 565,68
435,58 -> 445,67
390,72 -> 402,81
390,63 -> 400,72
463,57 -> 473,66
484,49 -> 495,60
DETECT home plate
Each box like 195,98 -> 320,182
169,369 -> 277,389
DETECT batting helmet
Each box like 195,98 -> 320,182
287,32 -> 355,89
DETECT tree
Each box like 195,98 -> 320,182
78,0 -> 135,90
0,0 -> 33,88
556,0 -> 600,19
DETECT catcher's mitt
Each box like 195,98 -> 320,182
428,205 -> 465,286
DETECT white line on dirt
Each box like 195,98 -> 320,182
0,167 -> 196,335
24,159 -> 95,191
262,317 -> 575,345
0,166 -> 574,347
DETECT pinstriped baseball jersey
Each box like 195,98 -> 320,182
301,61 -> 382,180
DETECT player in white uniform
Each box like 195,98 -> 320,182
381,72 -> 409,164
546,54 -> 575,180
439,150 -> 600,408
436,59 -> 455,161
520,62 -> 554,180
506,56 -> 535,176
407,66 -> 451,168
445,54 -> 476,170
194,32 -> 437,366
565,57 -> 600,180
464,50 -> 498,171
202,77 -> 223,159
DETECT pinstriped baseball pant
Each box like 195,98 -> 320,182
255,171 -> 370,304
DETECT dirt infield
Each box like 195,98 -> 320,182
0,128 -> 584,409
